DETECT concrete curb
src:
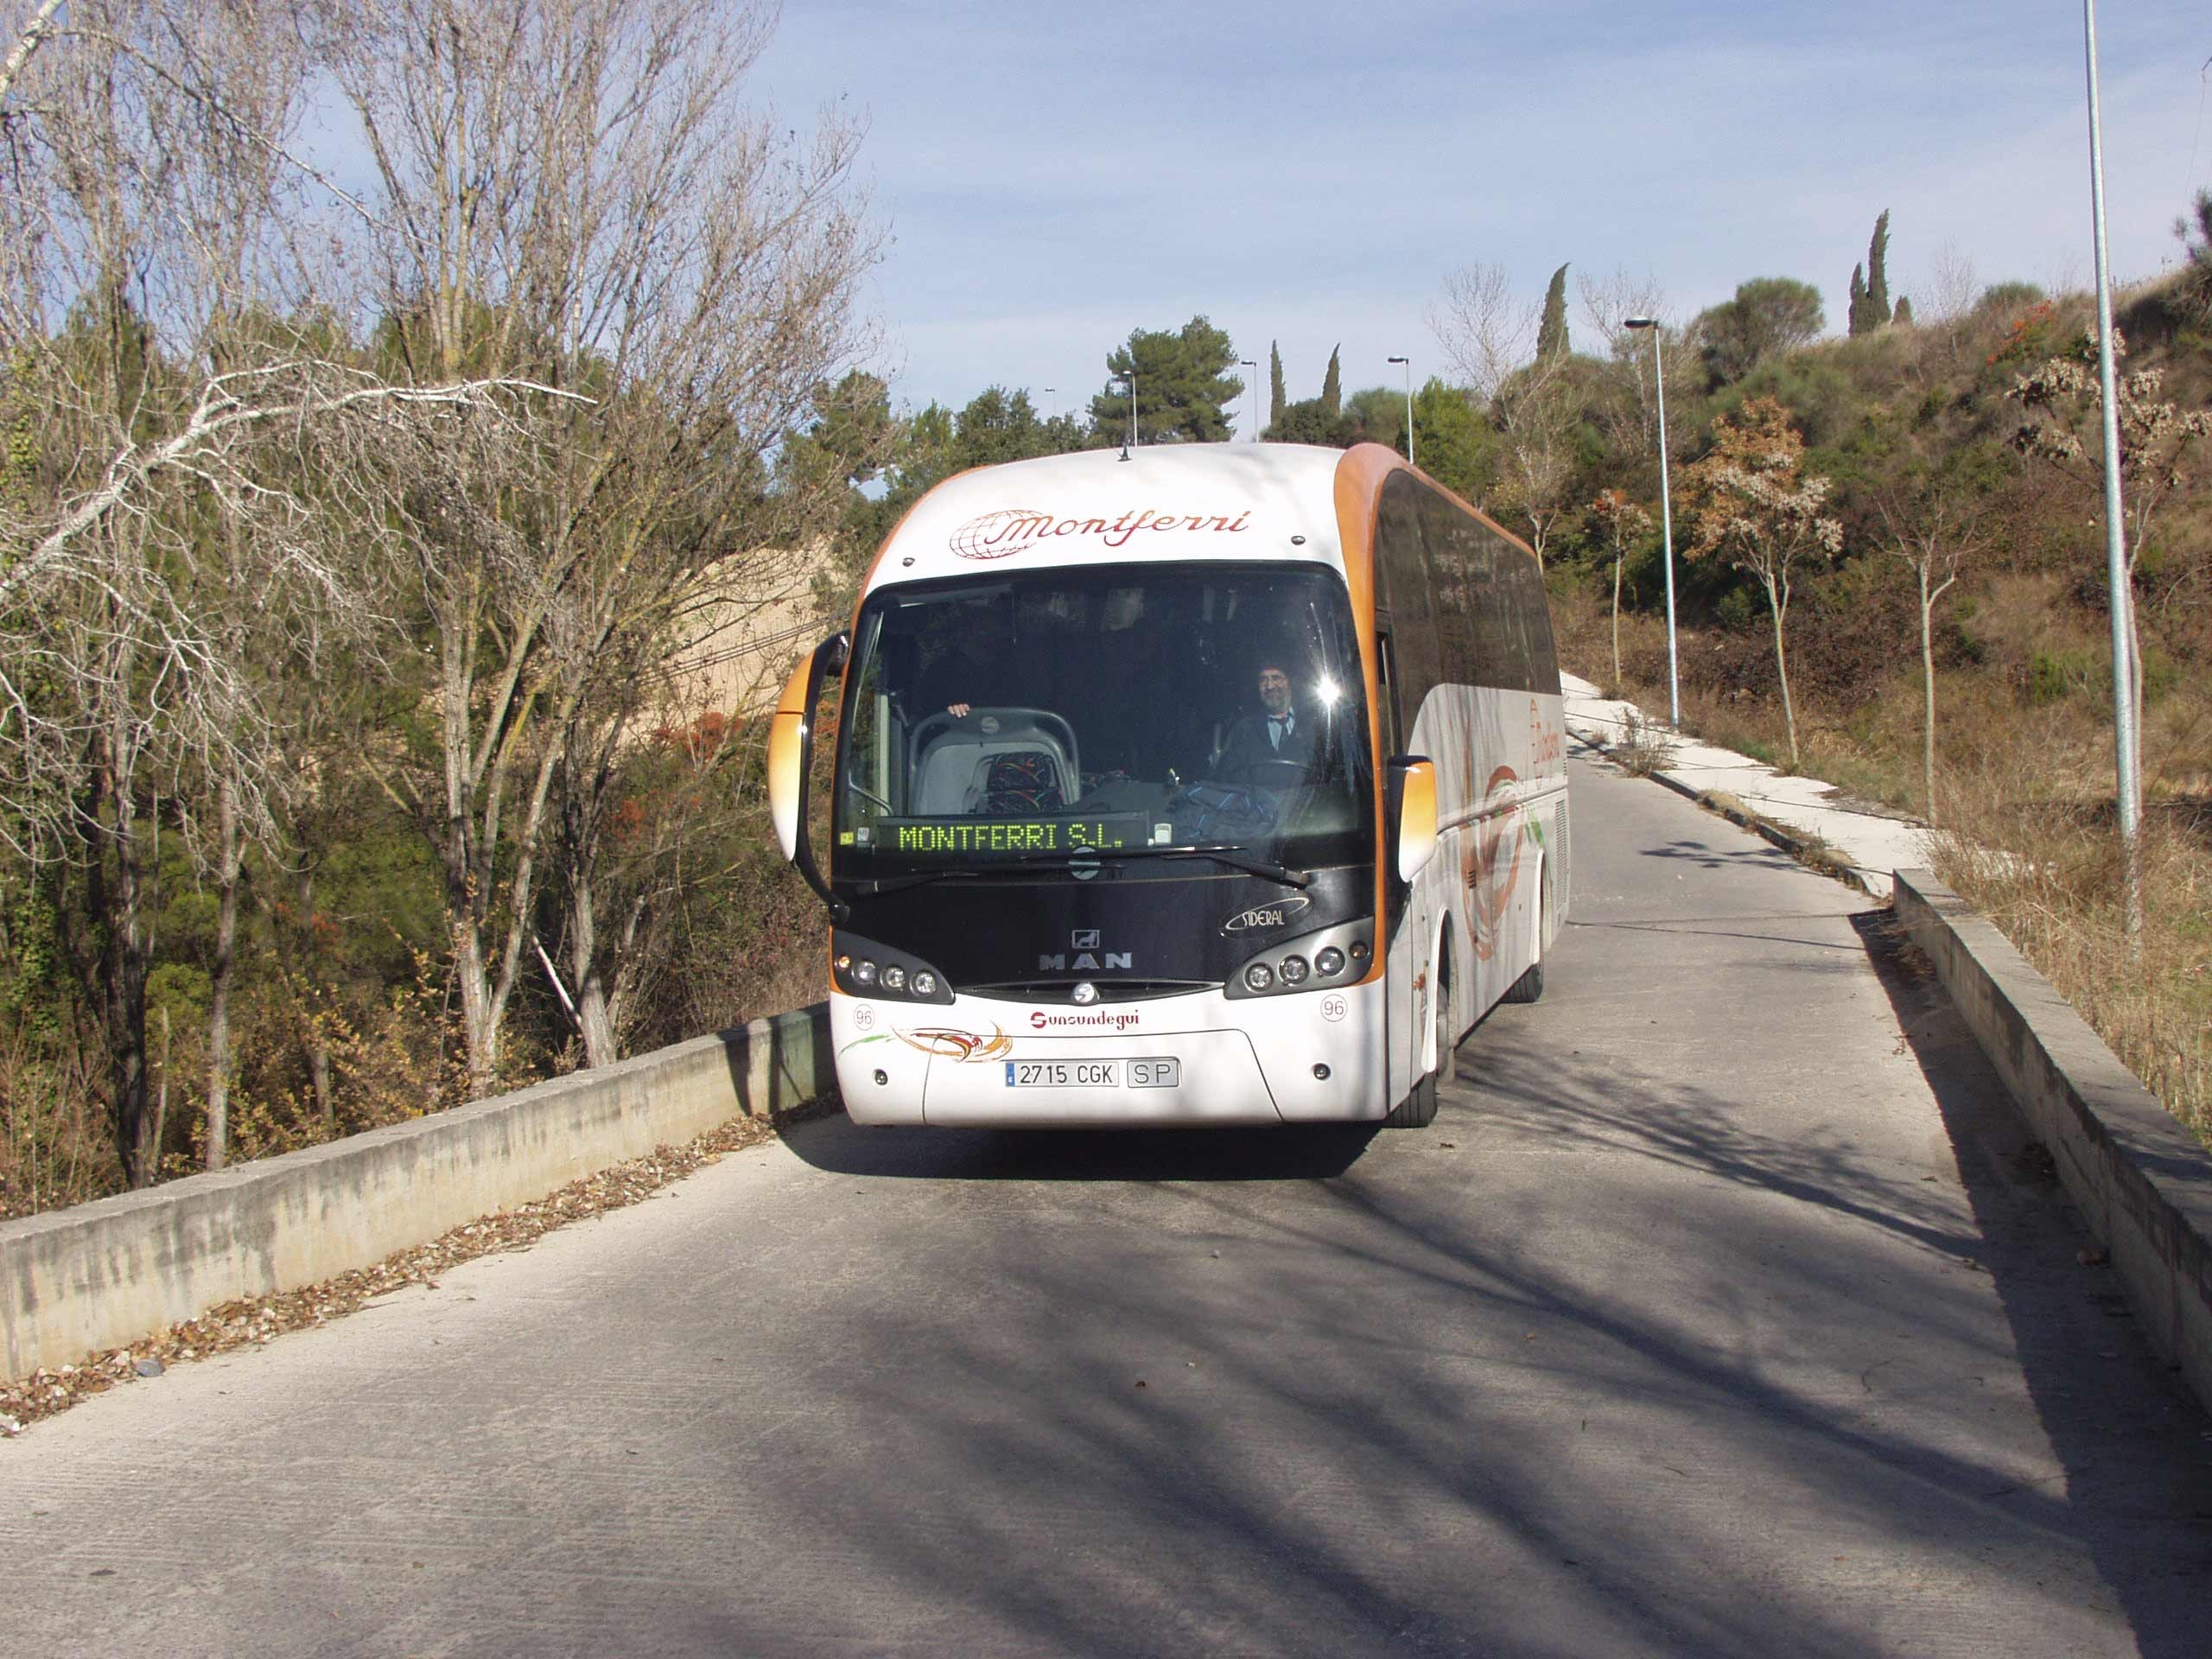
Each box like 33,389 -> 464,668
0,1004 -> 833,1382
1894,872 -> 2212,1416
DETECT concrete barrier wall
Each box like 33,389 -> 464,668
0,1005 -> 833,1382
1895,872 -> 2212,1415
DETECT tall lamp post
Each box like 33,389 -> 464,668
1623,317 -> 1679,726
1044,386 -> 1056,422
1238,360 -> 1259,440
1121,368 -> 1138,448
1386,355 -> 1414,467
2082,0 -> 2142,944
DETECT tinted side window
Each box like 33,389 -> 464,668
1374,474 -> 1441,728
1395,474 -> 1559,696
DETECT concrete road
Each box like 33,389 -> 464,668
4,747 -> 2209,1657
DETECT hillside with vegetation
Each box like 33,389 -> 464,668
3,0 -> 2204,1216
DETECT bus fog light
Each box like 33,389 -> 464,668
1071,982 -> 1099,1005
873,1070 -> 887,1086
1313,1064 -> 1330,1080
1280,955 -> 1309,985
912,970 -> 938,996
1351,942 -> 1370,962
1315,947 -> 1346,976
1243,962 -> 1274,992
853,959 -> 878,987
882,965 -> 907,993
835,953 -> 852,973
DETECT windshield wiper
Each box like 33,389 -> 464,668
857,842 -> 1309,896
1009,842 -> 1310,888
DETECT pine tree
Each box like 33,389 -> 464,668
1536,264 -> 1570,359
1269,341 -> 1287,429
1866,209 -> 1892,327
1847,264 -> 1870,337
1320,345 -> 1341,416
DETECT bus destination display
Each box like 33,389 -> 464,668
855,813 -> 1155,858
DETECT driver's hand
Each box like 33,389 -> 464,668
948,702 -> 971,717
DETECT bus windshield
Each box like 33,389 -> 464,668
834,563 -> 1376,875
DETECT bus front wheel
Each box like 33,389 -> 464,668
1386,963 -> 1452,1128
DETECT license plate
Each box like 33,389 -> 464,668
1004,1060 -> 1121,1088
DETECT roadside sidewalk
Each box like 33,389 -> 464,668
1560,672 -> 1929,901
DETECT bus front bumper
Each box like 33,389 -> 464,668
829,982 -> 1384,1128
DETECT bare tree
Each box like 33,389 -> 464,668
1585,488 -> 1653,693
0,0 -> 325,1181
1,0 -> 588,1175
1682,399 -> 1843,770
1870,455 -> 1994,828
1429,261 -> 1582,562
328,0 -> 878,1083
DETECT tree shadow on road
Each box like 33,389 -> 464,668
700,921 -> 2212,1656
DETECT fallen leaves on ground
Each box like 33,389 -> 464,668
0,1102 -> 826,1436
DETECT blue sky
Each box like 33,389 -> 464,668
751,1 -> 2212,426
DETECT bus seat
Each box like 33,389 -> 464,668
909,709 -> 1080,816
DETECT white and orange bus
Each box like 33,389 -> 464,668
769,441 -> 1567,1128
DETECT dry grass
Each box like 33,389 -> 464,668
1610,708 -> 1678,778
1932,770 -> 2212,1144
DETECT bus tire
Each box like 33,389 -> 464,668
1387,1072 -> 1439,1128
1386,959 -> 1450,1128
1503,960 -> 1545,1003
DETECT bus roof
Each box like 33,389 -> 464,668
861,442 -> 1367,595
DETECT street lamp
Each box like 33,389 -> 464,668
1623,317 -> 1679,726
1044,386 -> 1056,422
1239,360 -> 1258,441
1386,355 -> 1414,468
2082,0 -> 2143,942
1122,367 -> 1138,448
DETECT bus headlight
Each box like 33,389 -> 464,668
830,931 -> 954,1004
1225,918 -> 1373,1000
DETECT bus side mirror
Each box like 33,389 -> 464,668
1386,755 -> 1438,884
767,632 -> 849,917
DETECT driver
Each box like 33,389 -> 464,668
1217,659 -> 1317,778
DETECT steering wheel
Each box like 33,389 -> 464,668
1235,757 -> 1309,791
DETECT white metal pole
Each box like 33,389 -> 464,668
1630,322 -> 1681,726
1404,359 -> 1414,469
2082,0 -> 2141,927
1387,356 -> 1414,466
1240,360 -> 1258,441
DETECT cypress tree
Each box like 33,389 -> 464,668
1847,264 -> 1869,337
1320,345 -> 1341,416
1536,263 -> 1570,359
1892,295 -> 1915,328
1866,209 -> 1892,327
1269,341 -> 1287,429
